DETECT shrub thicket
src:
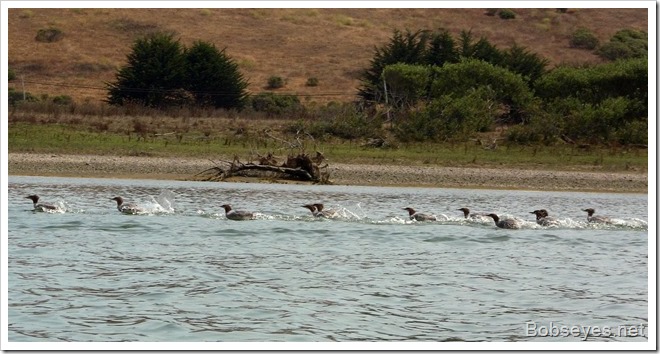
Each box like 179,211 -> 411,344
519,58 -> 648,145
362,27 -> 646,146
359,28 -> 546,105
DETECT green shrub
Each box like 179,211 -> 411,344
267,76 -> 285,89
501,44 -> 549,84
498,9 -> 516,19
561,97 -> 632,143
395,87 -> 497,142
430,59 -> 535,124
35,28 -> 63,42
52,95 -> 73,105
8,67 -> 16,81
616,119 -> 647,145
306,77 -> 319,87
8,87 -> 38,106
294,103 -> 383,140
250,92 -> 301,116
506,111 -> 561,145
570,28 -> 599,50
506,125 -> 542,145
381,63 -> 433,109
534,58 -> 647,105
597,41 -> 635,61
597,28 -> 647,61
358,29 -> 431,103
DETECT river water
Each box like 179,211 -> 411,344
6,175 -> 649,347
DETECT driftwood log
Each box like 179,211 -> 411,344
194,152 -> 330,184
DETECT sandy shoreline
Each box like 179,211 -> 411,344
8,153 -> 648,193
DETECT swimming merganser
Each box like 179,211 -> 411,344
403,207 -> 437,221
457,207 -> 488,219
486,213 -> 521,229
530,209 -> 559,226
302,204 -> 337,218
111,196 -> 144,215
220,204 -> 254,221
26,195 -> 58,212
313,203 -> 340,218
582,208 -> 612,223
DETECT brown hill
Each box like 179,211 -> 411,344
7,7 -> 648,104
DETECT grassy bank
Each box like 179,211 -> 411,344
8,121 -> 647,172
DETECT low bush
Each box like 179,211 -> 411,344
570,28 -> 599,50
597,28 -> 647,61
267,76 -> 285,89
8,88 -> 38,106
306,77 -> 319,87
250,92 -> 301,116
52,95 -> 73,105
35,28 -> 63,42
286,103 -> 383,140
498,9 -> 516,19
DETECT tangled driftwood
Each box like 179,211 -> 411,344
194,152 -> 330,184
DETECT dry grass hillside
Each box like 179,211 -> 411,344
7,7 -> 648,104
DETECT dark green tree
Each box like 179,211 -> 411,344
357,29 -> 430,103
184,41 -> 249,109
458,30 -> 503,64
426,29 -> 459,66
501,44 -> 548,84
106,32 -> 187,108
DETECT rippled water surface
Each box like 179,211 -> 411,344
7,176 -> 649,343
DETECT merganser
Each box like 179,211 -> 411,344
26,195 -> 58,212
582,208 -> 612,223
457,207 -> 487,219
403,207 -> 437,221
530,209 -> 559,226
313,203 -> 340,218
486,213 -> 521,229
302,204 -> 336,218
220,204 -> 254,221
111,196 -> 144,215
